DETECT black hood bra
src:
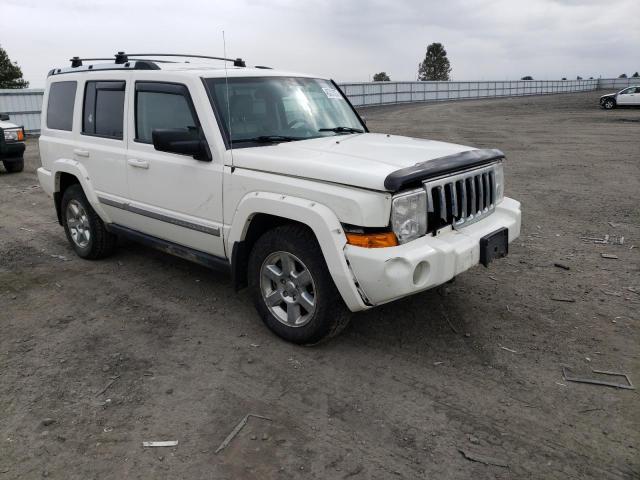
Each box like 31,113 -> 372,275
384,148 -> 505,192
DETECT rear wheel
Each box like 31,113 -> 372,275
248,224 -> 350,344
603,98 -> 616,109
2,157 -> 24,173
61,184 -> 117,259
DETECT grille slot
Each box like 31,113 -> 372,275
425,164 -> 498,233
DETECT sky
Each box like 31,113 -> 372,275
1,0 -> 638,88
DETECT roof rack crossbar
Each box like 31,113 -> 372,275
124,53 -> 246,67
68,51 -> 247,69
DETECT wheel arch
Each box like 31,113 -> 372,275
52,160 -> 105,225
228,192 -> 367,312
231,213 -> 309,290
54,172 -> 80,224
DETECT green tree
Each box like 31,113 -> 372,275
618,73 -> 627,78
521,76 -> 533,80
372,72 -> 390,82
632,72 -> 639,78
417,43 -> 451,81
0,45 -> 29,89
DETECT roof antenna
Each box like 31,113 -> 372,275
222,31 -> 234,166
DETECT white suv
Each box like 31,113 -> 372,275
37,52 -> 521,344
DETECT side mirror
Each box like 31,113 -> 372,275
0,113 -> 10,121
152,128 -> 210,161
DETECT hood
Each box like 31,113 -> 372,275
0,120 -> 20,130
231,133 -> 475,191
600,92 -> 617,98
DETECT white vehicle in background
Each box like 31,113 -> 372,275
0,113 -> 26,173
599,85 -> 640,109
37,52 -> 521,344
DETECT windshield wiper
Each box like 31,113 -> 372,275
233,135 -> 303,144
318,126 -> 364,134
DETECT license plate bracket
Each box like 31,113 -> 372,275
480,228 -> 508,267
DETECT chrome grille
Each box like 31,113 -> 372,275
424,163 -> 498,232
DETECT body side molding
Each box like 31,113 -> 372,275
97,196 -> 221,236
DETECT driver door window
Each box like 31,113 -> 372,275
135,85 -> 198,143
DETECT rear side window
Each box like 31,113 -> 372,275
46,81 -> 77,131
83,81 -> 125,139
135,82 -> 198,143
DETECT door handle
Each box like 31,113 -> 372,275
73,149 -> 90,157
127,158 -> 149,169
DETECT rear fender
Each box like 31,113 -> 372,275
53,159 -> 112,223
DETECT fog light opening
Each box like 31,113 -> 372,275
412,261 -> 430,287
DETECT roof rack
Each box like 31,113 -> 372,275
69,51 -> 246,68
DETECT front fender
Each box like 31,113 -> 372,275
227,192 -> 367,312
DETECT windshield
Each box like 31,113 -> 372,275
205,77 -> 365,147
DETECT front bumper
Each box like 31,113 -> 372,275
0,141 -> 25,159
345,197 -> 521,306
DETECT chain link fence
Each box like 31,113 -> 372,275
341,79 -> 600,107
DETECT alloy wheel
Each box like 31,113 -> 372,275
66,199 -> 91,248
260,251 -> 316,327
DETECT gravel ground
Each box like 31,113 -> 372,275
1,91 -> 638,479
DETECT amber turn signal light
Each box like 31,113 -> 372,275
346,231 -> 399,248
17,130 -> 24,141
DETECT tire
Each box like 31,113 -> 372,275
603,98 -> 616,110
61,184 -> 117,259
248,224 -> 350,344
3,157 -> 24,173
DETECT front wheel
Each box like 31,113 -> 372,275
2,157 -> 24,173
602,98 -> 616,110
248,224 -> 350,344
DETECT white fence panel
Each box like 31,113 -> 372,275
598,78 -> 638,90
0,89 -> 44,133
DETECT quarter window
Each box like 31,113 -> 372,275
46,81 -> 77,131
83,81 -> 126,139
135,83 -> 198,143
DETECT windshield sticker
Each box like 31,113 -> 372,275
322,87 -> 342,99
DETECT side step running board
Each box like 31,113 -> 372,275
106,224 -> 231,273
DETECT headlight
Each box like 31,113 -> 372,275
3,129 -> 23,142
493,161 -> 504,203
391,189 -> 427,244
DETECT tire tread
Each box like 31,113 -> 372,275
61,184 -> 116,259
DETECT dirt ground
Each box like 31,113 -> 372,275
1,91 -> 638,479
